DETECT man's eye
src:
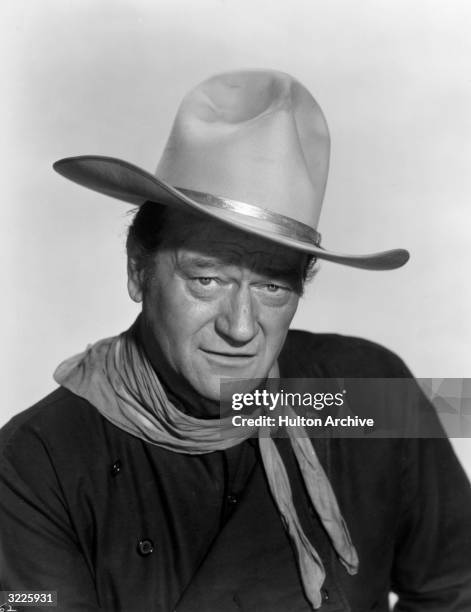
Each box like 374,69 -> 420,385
196,277 -> 216,286
264,283 -> 286,293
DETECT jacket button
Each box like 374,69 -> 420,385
321,588 -> 329,602
137,538 -> 154,556
110,460 -> 122,477
227,494 -> 238,505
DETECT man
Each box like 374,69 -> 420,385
1,70 -> 470,611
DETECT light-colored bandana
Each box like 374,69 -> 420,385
54,325 -> 358,610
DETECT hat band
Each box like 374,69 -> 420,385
177,187 -> 321,246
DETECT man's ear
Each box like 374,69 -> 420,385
127,257 -> 144,303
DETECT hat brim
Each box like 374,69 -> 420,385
53,155 -> 409,271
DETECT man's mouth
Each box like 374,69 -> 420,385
200,349 -> 257,365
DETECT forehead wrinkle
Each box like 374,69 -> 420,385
177,241 -> 301,274
162,213 -> 305,278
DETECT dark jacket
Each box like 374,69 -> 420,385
1,331 -> 470,611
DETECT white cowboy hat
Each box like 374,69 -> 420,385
53,69 -> 409,270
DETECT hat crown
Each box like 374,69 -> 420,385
155,70 -> 330,229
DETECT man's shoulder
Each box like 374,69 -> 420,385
281,329 -> 411,377
0,387 -> 105,459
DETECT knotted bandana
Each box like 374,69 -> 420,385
54,325 -> 358,609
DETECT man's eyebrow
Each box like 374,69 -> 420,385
259,264 -> 300,277
179,255 -> 220,269
178,253 -> 303,277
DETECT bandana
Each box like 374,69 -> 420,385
54,324 -> 358,610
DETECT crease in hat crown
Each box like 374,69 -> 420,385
155,69 -> 329,230
53,68 -> 410,270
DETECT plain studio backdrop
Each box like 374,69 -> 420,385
0,0 -> 470,478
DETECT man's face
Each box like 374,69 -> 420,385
128,210 -> 305,405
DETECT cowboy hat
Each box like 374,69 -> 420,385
53,69 -> 409,270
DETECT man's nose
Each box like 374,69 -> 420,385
215,286 -> 258,345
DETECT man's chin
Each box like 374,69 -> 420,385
205,376 -> 268,403
190,381 -> 256,413
189,366 -> 272,413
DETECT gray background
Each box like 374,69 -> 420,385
1,0 -> 470,475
